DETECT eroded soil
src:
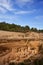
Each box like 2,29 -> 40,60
0,31 -> 43,65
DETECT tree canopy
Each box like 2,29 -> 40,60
0,22 -> 43,33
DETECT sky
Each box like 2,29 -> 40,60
0,0 -> 43,29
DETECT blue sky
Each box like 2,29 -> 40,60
0,0 -> 43,29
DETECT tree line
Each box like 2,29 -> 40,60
0,22 -> 43,33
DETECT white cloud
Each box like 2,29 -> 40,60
0,14 -> 19,24
15,0 -> 33,7
0,0 -> 34,14
16,0 -> 33,3
0,14 -> 15,20
0,0 -> 16,13
0,7 -> 7,13
15,9 -> 36,14
0,0 -> 12,10
35,16 -> 43,19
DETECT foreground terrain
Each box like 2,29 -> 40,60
0,31 -> 43,65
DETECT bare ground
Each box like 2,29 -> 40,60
0,30 -> 43,65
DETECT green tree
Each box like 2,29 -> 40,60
24,25 -> 30,32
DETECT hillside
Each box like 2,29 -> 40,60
0,22 -> 43,33
0,27 -> 43,65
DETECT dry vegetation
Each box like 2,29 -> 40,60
0,30 -> 43,65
